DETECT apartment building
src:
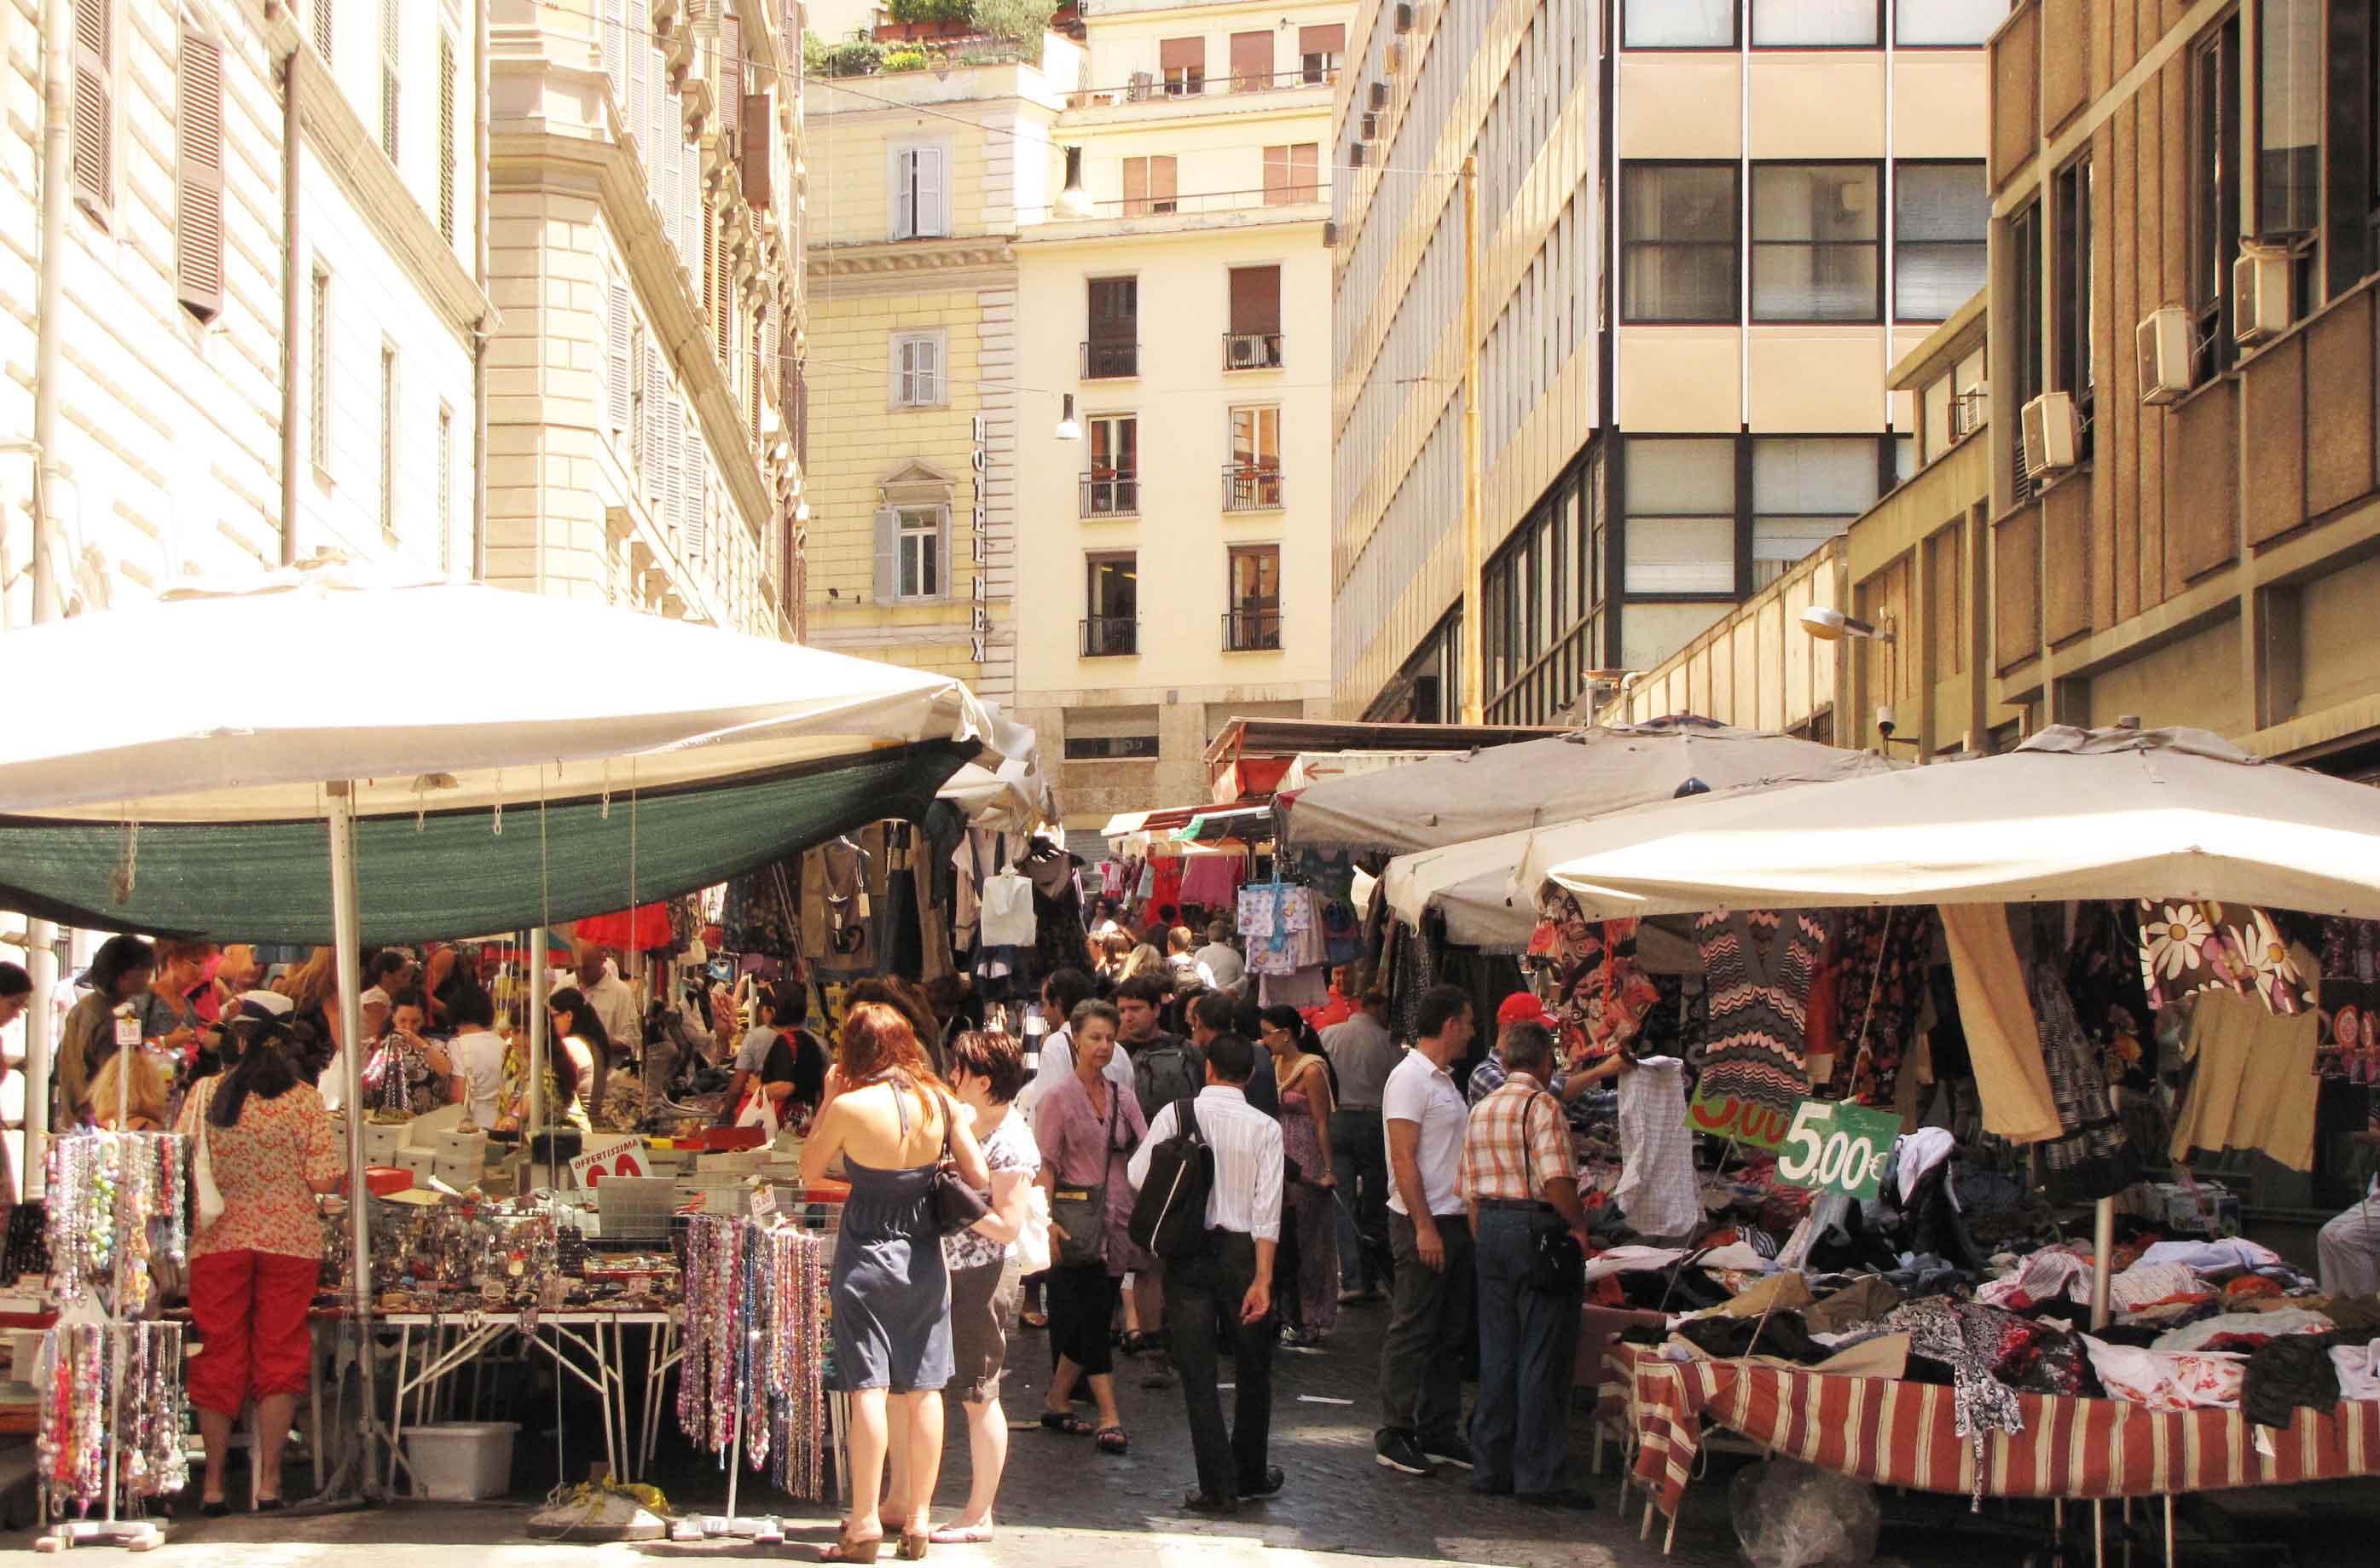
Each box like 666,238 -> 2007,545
484,0 -> 805,637
1011,0 -> 1343,827
1331,0 -> 2002,724
1983,0 -> 2380,773
800,37 -> 1070,699
0,0 -> 486,625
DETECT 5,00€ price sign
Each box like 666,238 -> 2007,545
1773,1099 -> 1899,1202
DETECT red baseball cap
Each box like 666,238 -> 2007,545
1496,992 -> 1556,1031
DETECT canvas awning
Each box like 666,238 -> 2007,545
1285,716 -> 1892,855
1540,725 -> 2380,921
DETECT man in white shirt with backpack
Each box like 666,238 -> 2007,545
1127,1032 -> 1283,1515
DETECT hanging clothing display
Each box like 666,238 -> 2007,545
1259,968 -> 1329,1010
1614,1056 -> 1700,1240
1827,904 -> 1941,1107
2029,963 -> 2140,1202
803,828 -> 888,978
573,901 -> 676,952
1237,882 -> 1328,975
1940,904 -> 2062,1143
2137,899 -> 2313,1016
2064,900 -> 2155,1091
979,866 -> 1038,947
2171,963 -> 2322,1171
1029,857 -> 1092,986
1692,909 -> 1830,1116
1550,913 -> 1665,1068
1288,847 -> 1363,964
677,1214 -> 831,1500
723,855 -> 803,960
1177,852 -> 1243,911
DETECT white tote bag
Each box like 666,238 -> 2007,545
192,1080 -> 227,1230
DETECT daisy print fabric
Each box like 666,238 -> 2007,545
2136,899 -> 2312,1017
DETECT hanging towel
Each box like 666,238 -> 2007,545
1940,904 -> 2062,1143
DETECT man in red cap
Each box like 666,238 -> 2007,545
1467,992 -> 1630,1114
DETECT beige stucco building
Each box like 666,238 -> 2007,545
1335,1 -> 2003,725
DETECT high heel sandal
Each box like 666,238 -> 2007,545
897,1527 -> 929,1560
819,1526 -> 884,1563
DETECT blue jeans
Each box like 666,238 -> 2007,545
1468,1206 -> 1580,1496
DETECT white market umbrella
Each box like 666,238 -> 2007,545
1283,716 -> 1887,855
1539,724 -> 2380,921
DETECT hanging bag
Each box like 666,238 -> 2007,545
192,1079 -> 227,1230
930,1094 -> 993,1236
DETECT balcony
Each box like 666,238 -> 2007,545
1222,607 -> 1283,651
1080,616 -> 1138,657
1080,473 -> 1139,518
1223,331 -> 1284,371
1222,463 -> 1283,512
1072,65 -> 1337,109
1081,339 -> 1138,379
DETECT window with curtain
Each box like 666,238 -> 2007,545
1752,437 -> 1876,587
1895,161 -> 1988,320
1623,437 -> 1736,594
1160,36 -> 1203,95
1894,0 -> 2007,46
1621,163 -> 1740,322
1753,0 -> 1879,47
1624,0 -> 1736,47
1752,163 -> 1881,321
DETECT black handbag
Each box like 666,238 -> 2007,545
1520,1091 -> 1585,1294
931,1096 -> 992,1236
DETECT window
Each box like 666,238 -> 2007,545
1064,735 -> 1160,760
872,504 -> 947,600
889,144 -> 947,239
1227,405 -> 1283,509
1085,414 -> 1138,515
1300,24 -> 1344,84
1894,0 -> 2007,45
1085,553 -> 1138,656
2260,0 -> 2320,237
1226,264 -> 1283,368
1753,0 -> 1879,47
437,404 -> 455,572
2054,156 -> 2094,447
1263,143 -> 1319,205
1624,1 -> 1736,48
314,0 -> 334,61
1752,163 -> 1881,321
379,344 -> 399,539
2328,2 -> 2380,294
1226,544 -> 1283,651
379,0 -> 400,161
71,0 -> 113,226
1753,437 -> 1876,586
1122,155 -> 1178,217
439,28 -> 457,241
2007,200 -> 2043,495
310,266 -> 333,474
1160,37 -> 1203,94
175,24 -> 225,321
2191,18 -> 2242,378
1895,161 -> 1988,320
1085,277 -> 1138,378
1620,164 -> 1738,322
891,332 -> 944,408
1624,438 -> 1735,594
1230,30 -> 1272,91
606,284 -> 634,434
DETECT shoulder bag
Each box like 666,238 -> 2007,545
192,1079 -> 227,1230
930,1094 -> 992,1236
1049,1087 -> 1115,1270
1519,1089 -> 1584,1294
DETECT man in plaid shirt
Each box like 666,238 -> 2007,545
1456,1019 -> 1604,1508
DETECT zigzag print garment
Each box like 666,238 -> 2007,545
1693,909 -> 1831,1116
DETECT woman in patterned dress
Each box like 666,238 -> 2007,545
1259,1004 -> 1340,1342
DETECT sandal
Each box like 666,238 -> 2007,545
897,1529 -> 929,1561
928,1524 -> 993,1545
1039,1410 -> 1094,1437
820,1526 -> 885,1564
1020,1311 -> 1048,1330
1095,1425 -> 1129,1456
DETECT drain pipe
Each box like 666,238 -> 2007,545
472,0 -> 489,581
280,40 -> 301,565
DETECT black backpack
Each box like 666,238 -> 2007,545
1127,1102 -> 1213,1261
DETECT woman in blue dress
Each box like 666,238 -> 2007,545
802,1002 -> 989,1562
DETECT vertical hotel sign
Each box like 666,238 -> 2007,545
970,414 -> 987,663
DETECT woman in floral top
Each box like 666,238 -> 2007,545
932,1030 -> 1042,1544
174,1010 -> 346,1514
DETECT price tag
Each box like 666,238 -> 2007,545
1772,1099 -> 1899,1201
567,1137 -> 647,1188
749,1184 -> 780,1223
114,1014 -> 143,1049
1684,1082 -> 1795,1152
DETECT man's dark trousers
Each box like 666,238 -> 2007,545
1166,1228 -> 1274,1501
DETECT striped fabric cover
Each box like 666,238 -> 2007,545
1623,1348 -> 2380,1519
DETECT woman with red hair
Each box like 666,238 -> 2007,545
802,1003 -> 990,1563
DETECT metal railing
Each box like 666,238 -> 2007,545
1080,65 -> 1338,107
1081,339 -> 1138,379
1080,615 -> 1138,657
1222,607 -> 1283,651
1222,463 -> 1284,512
1080,473 -> 1139,517
1027,183 -> 1325,223
1223,331 -> 1284,371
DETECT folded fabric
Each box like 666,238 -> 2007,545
2331,1339 -> 2380,1402
2084,1336 -> 2246,1412
2138,1237 -> 2285,1276
2153,1307 -> 2335,1356
1714,1271 -> 1814,1320
1805,1275 -> 1902,1334
1977,1247 -> 2093,1311
2108,1261 -> 2206,1312
1584,1244 -> 1688,1282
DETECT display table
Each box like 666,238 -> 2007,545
1618,1343 -> 2380,1559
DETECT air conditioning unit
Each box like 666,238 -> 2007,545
1126,71 -> 1154,101
1369,80 -> 1389,111
2137,306 -> 2194,404
1949,385 -> 1988,441
2019,391 -> 2081,480
1229,336 -> 1266,369
1394,2 -> 1416,32
2233,245 -> 2294,345
1361,111 -> 1380,140
1349,142 -> 1367,167
1323,220 -> 1338,247
1386,41 -> 1405,74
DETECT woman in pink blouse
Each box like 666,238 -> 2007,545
174,1007 -> 346,1514
1033,999 -> 1146,1456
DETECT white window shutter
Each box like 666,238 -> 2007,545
689,445 -> 709,559
175,26 -> 225,320
654,54 -> 677,230
602,0 -> 624,103
681,135 -> 699,265
625,0 -> 649,147
935,506 -> 953,596
921,337 -> 941,402
607,285 -> 633,432
917,146 -> 945,236
892,148 -> 917,240
872,507 -> 900,600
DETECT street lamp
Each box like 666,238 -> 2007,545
1055,394 -> 1083,443
1798,605 -> 1895,643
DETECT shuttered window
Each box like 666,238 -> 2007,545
314,0 -> 334,63
750,315 -> 766,447
645,353 -> 670,504
875,506 -> 947,600
379,0 -> 400,162
1262,144 -> 1318,205
439,29 -> 457,241
607,285 -> 634,434
1159,37 -> 1203,94
175,25 -> 225,321
892,332 -> 943,407
891,145 -> 947,239
72,0 -> 113,227
603,0 -> 625,101
379,345 -> 399,539
1122,155 -> 1177,217
1228,265 -> 1281,335
1229,30 -> 1271,90
310,268 -> 333,472
686,425 -> 708,560
437,405 -> 454,574
1298,23 -> 1343,82
742,87 -> 773,206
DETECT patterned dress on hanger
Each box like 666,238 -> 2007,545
1693,909 -> 1830,1115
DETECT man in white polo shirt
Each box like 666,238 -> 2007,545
1375,983 -> 1478,1479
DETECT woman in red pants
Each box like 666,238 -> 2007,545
173,1000 -> 346,1514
